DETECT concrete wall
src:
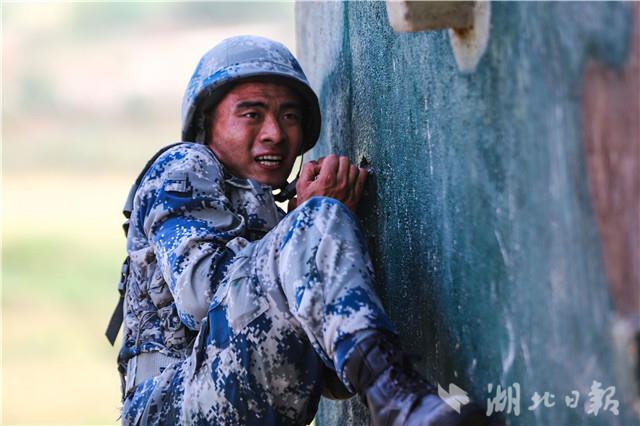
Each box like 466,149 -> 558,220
296,2 -> 639,425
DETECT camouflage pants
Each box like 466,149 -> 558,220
122,197 -> 395,425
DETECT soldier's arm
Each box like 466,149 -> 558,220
138,145 -> 248,330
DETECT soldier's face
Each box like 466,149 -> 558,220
208,81 -> 304,188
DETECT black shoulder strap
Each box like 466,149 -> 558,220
122,142 -> 187,235
105,142 -> 188,346
105,256 -> 130,345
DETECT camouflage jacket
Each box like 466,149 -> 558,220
118,142 -> 284,394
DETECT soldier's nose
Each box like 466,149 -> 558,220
260,114 -> 286,144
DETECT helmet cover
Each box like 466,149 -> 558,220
181,35 -> 321,152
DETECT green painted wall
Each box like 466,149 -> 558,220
296,2 -> 637,425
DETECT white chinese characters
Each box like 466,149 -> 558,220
482,381 -> 619,417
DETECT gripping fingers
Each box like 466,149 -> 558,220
319,154 -> 338,186
300,161 -> 320,184
348,165 -> 359,193
303,154 -> 368,212
353,167 -> 368,203
337,156 -> 351,184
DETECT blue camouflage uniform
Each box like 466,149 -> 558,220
119,143 -> 396,425
116,35 -> 397,426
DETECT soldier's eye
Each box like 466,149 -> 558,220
283,112 -> 301,122
243,111 -> 259,119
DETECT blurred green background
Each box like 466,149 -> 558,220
2,2 -> 295,424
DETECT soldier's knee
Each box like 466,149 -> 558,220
296,196 -> 351,218
278,197 -> 362,250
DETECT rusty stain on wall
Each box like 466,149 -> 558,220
582,4 -> 640,316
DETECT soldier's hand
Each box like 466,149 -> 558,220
295,154 -> 367,213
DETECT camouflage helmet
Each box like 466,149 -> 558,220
181,35 -> 321,152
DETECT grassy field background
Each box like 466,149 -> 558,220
2,3 -> 295,423
3,176 -> 127,423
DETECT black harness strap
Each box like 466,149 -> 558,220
105,256 -> 130,345
105,142 -> 187,346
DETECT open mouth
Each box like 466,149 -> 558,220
255,155 -> 283,168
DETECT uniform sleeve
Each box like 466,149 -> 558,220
136,145 -> 248,331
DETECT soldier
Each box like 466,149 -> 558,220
114,35 -> 488,425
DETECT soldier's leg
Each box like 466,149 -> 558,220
249,196 -> 492,426
251,196 -> 396,383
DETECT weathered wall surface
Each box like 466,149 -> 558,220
296,2 -> 639,425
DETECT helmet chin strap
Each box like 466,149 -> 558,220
273,148 -> 304,203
